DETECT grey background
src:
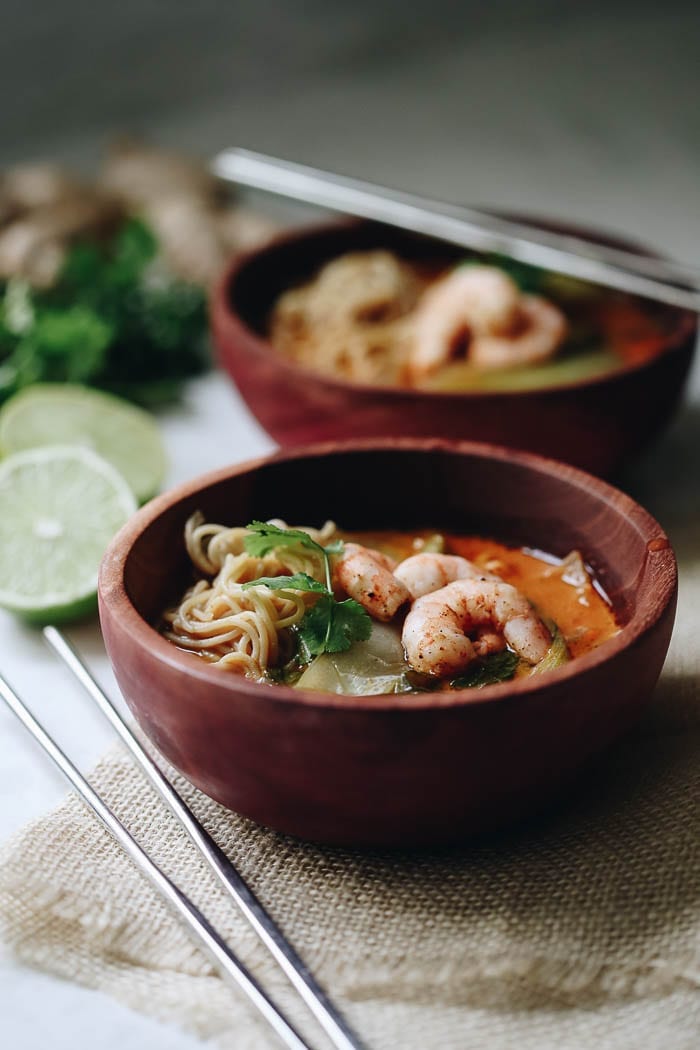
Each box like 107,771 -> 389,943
2,1 -> 698,258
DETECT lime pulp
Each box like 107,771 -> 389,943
0,445 -> 137,624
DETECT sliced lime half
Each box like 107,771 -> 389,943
0,445 -> 137,623
0,384 -> 166,503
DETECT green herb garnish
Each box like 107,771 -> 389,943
530,620 -> 570,675
450,649 -> 520,689
296,595 -> 372,661
242,573 -> 328,594
242,521 -> 371,659
0,218 -> 208,406
459,253 -> 545,294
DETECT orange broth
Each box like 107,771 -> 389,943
350,530 -> 619,663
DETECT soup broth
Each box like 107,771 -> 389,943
268,250 -> 675,393
162,519 -> 619,697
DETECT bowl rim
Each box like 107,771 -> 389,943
99,437 -> 677,713
211,216 -> 698,402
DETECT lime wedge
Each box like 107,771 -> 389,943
0,384 -> 166,503
0,445 -> 137,623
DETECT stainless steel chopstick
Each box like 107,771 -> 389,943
43,627 -> 364,1050
402,194 -> 700,289
212,147 -> 700,313
0,671 -> 310,1050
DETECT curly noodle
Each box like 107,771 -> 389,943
161,515 -> 337,679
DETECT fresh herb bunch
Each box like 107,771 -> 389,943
242,521 -> 372,663
0,219 -> 209,406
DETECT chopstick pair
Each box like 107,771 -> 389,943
0,627 -> 364,1050
212,148 -> 700,313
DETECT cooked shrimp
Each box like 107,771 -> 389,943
407,264 -> 566,380
394,552 -> 500,599
469,295 -> 567,370
408,266 -> 520,379
402,578 -> 551,677
334,543 -> 410,621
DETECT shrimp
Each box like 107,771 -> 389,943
402,578 -> 551,677
394,552 -> 500,599
333,543 -> 410,622
407,264 -> 566,381
469,295 -> 567,371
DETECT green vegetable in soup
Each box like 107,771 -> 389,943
243,521 -> 372,661
530,621 -> 570,675
450,620 -> 568,689
461,254 -> 546,294
296,622 -> 416,695
424,346 -> 621,393
450,649 -> 520,689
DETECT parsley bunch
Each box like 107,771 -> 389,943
0,219 -> 208,406
242,521 -> 372,663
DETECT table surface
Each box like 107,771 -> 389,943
1,6 -> 699,1046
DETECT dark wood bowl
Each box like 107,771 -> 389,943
98,440 -> 677,847
211,220 -> 697,478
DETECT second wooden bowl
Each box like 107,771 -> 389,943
211,220 -> 697,477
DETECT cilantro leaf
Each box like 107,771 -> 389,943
243,520 -> 326,559
450,649 -> 520,690
295,595 -> 333,661
242,573 -> 327,593
241,521 -> 362,663
328,598 -> 373,651
297,596 -> 372,661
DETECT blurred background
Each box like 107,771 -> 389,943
2,0 -> 698,258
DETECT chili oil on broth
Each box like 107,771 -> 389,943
442,535 -> 619,664
346,530 -> 620,687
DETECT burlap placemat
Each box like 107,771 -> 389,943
1,533 -> 699,1048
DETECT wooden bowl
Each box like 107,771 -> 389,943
211,220 -> 697,478
98,440 -> 677,847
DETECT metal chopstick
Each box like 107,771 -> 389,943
0,671 -> 311,1050
43,627 -> 364,1050
211,147 -> 700,313
399,193 -> 700,289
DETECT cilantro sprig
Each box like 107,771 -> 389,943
242,572 -> 327,593
0,218 -> 208,406
242,521 -> 371,660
